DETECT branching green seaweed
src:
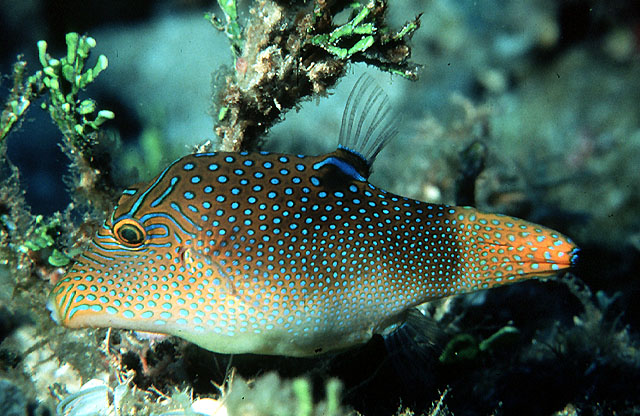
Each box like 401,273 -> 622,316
17,215 -> 75,268
0,32 -> 115,277
311,0 -> 421,78
1,33 -> 113,152
439,325 -> 521,364
37,33 -> 113,139
207,0 -> 243,62
310,2 -> 379,60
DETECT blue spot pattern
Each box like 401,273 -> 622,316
50,150 -> 578,356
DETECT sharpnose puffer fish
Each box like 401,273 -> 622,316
48,77 -> 578,356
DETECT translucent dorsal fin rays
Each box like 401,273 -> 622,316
338,74 -> 399,166
352,84 -> 381,144
360,89 -> 387,153
339,76 -> 359,150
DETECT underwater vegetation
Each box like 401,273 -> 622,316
1,0 -> 640,415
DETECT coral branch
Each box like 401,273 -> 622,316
209,0 -> 421,152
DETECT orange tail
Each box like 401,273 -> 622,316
452,207 -> 578,290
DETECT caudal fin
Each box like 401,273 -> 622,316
452,207 -> 578,291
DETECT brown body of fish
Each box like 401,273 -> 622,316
48,78 -> 578,356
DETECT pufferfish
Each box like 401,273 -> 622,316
48,77 -> 578,357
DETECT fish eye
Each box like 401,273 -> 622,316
113,219 -> 146,247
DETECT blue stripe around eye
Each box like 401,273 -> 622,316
150,176 -> 180,208
127,158 -> 182,216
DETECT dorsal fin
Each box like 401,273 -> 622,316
338,74 -> 399,168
